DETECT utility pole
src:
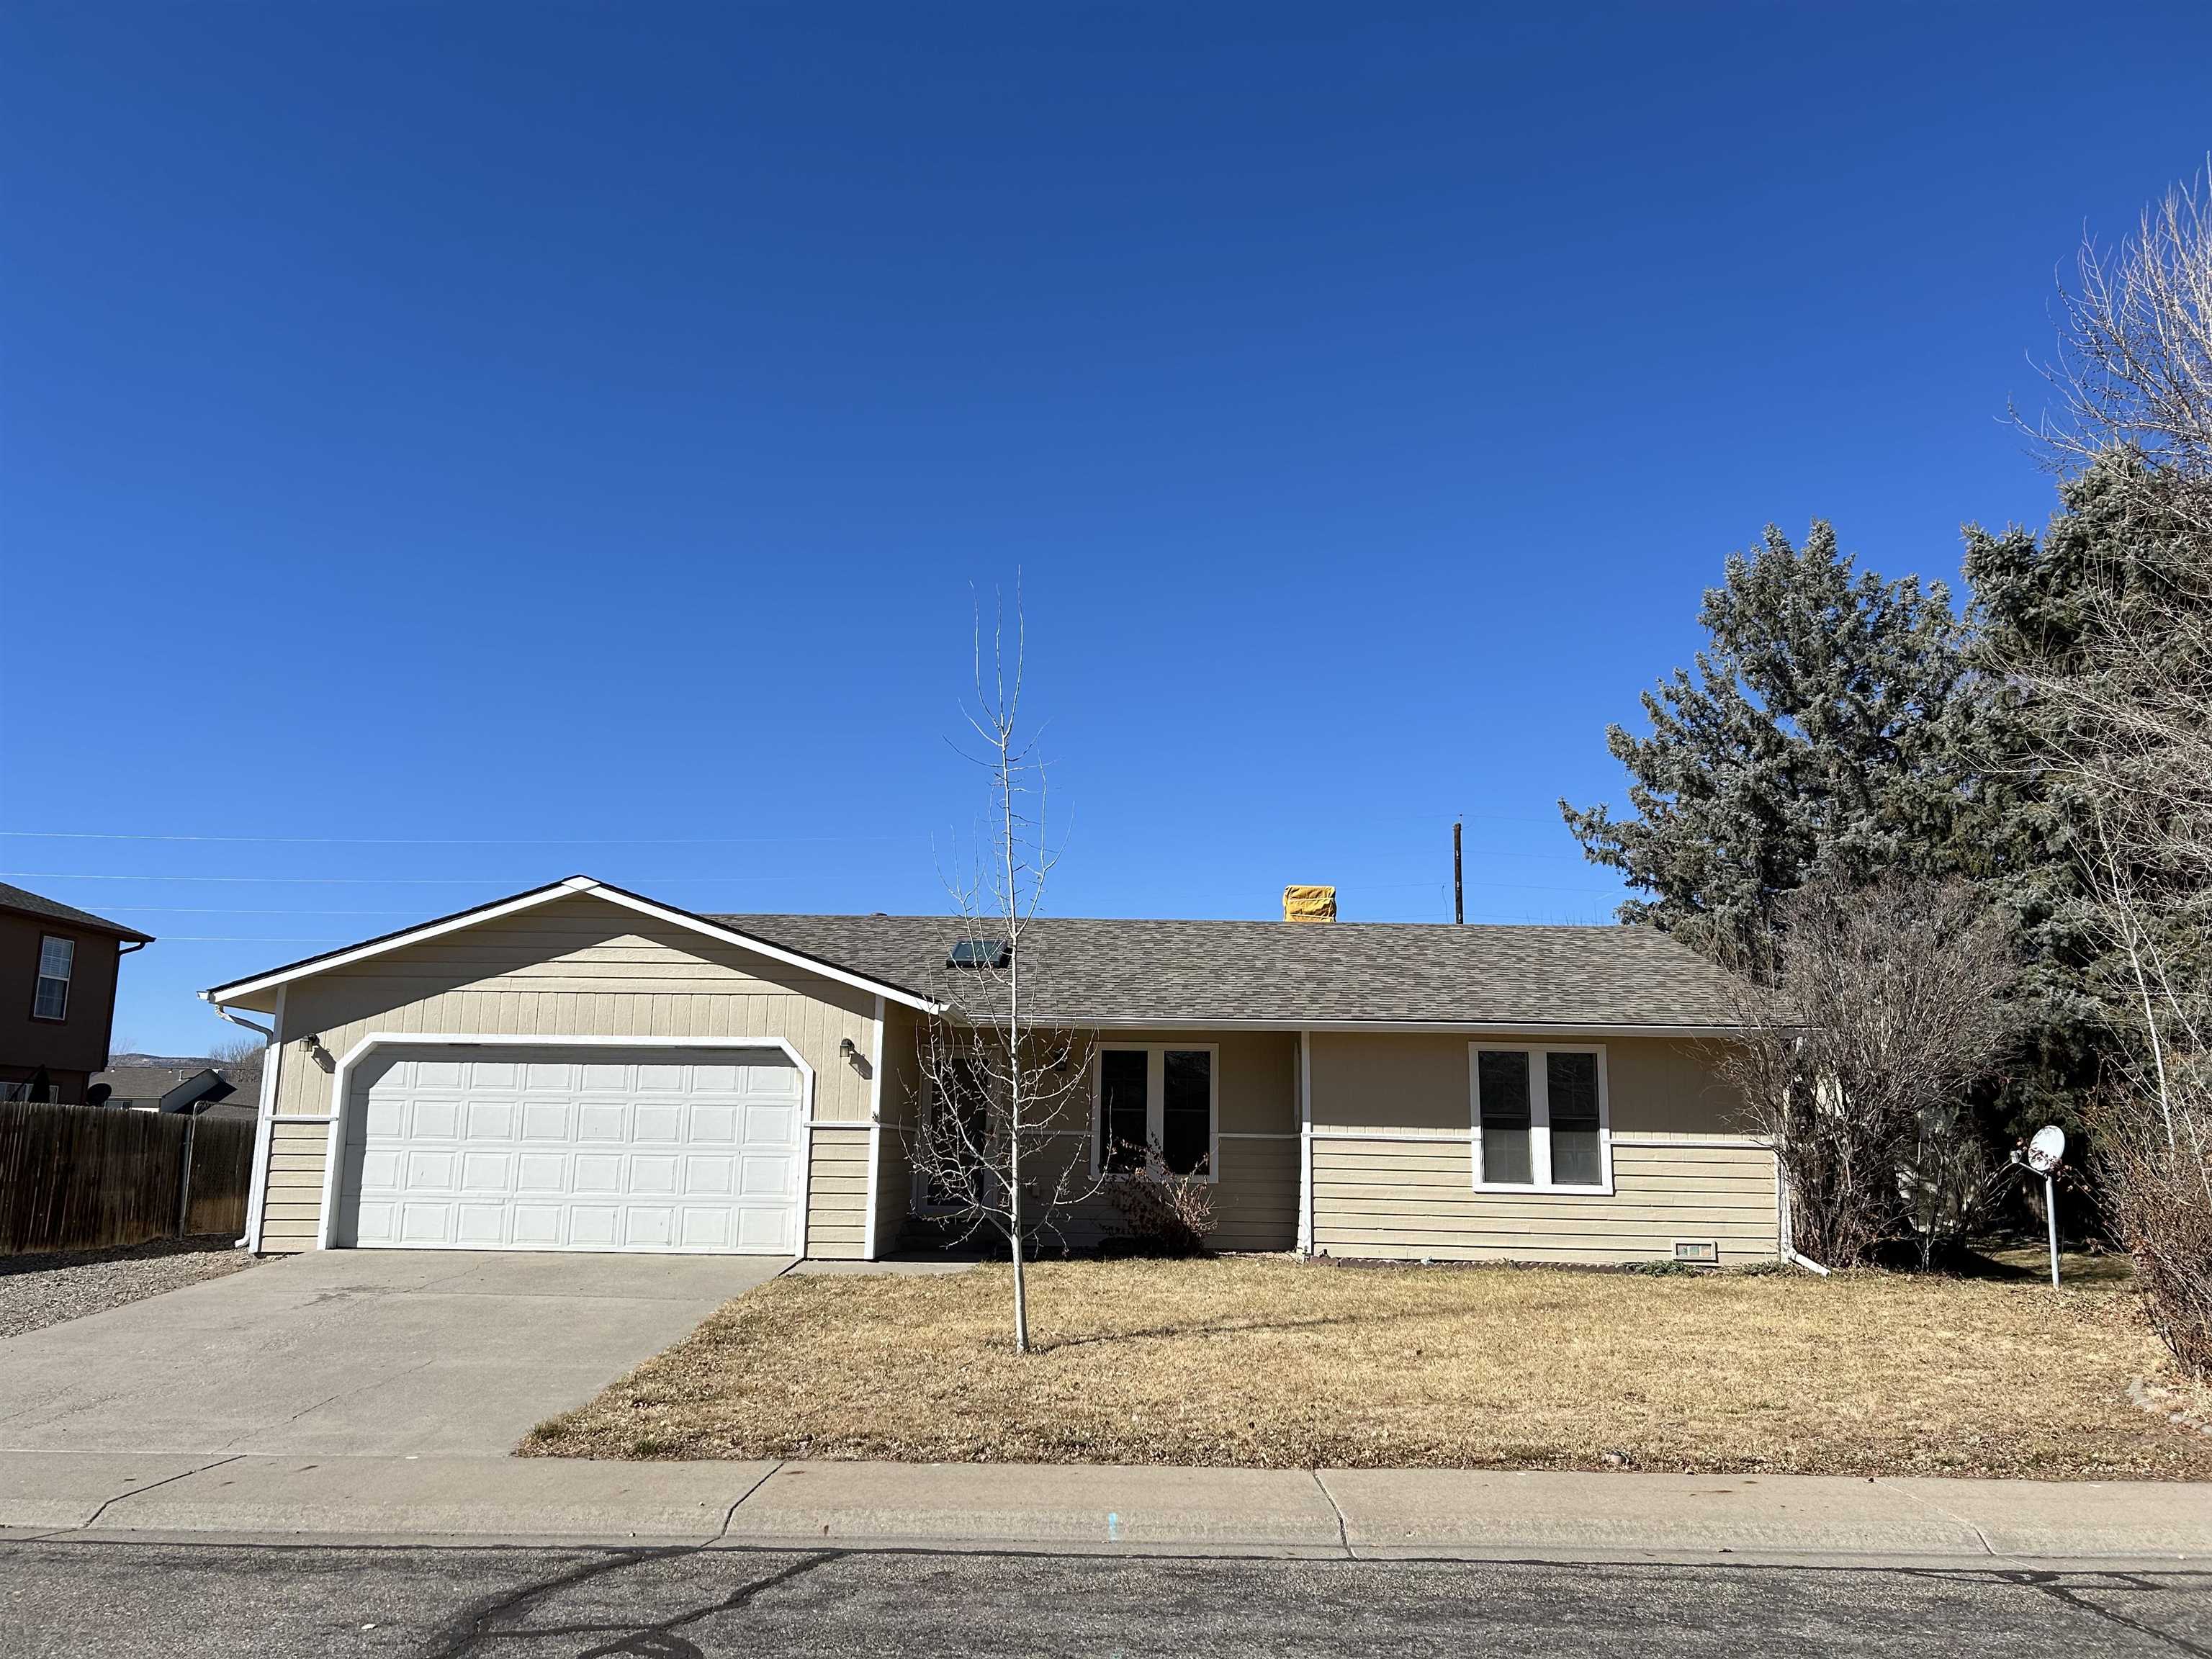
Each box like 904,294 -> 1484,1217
1452,819 -> 1464,924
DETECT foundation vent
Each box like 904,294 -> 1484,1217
1673,1240 -> 1721,1265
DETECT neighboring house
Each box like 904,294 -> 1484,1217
202,875 -> 1775,1265
0,882 -> 153,1105
89,1064 -> 256,1124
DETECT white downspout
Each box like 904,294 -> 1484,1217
1298,1029 -> 1314,1256
1773,1151 -> 1830,1276
210,986 -> 283,1253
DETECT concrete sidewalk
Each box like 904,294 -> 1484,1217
4,1451 -> 2209,1566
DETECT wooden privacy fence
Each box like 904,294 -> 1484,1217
0,1101 -> 257,1254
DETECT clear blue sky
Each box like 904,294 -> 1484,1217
6,3 -> 2211,1054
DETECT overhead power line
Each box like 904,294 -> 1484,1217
0,830 -> 907,846
1,871 -> 818,886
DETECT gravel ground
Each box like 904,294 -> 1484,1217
0,1236 -> 253,1339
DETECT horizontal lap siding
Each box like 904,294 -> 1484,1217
1311,1138 -> 1778,1264
1208,1135 -> 1298,1251
259,1120 -> 331,1250
999,1132 -> 1298,1253
253,895 -> 882,1254
807,1125 -> 871,1259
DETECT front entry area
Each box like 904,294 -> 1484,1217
335,1044 -> 807,1254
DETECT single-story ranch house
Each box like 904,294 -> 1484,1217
204,876 -> 1778,1265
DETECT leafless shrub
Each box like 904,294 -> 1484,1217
1722,878 -> 2016,1269
904,585 -> 1105,1352
2089,1061 -> 2212,1375
1102,1140 -> 1213,1257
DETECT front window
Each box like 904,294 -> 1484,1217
1471,1043 -> 1609,1190
32,936 -> 73,1021
1095,1045 -> 1216,1178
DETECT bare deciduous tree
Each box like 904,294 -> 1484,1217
1722,878 -> 2015,1269
2023,169 -> 2212,1372
2034,169 -> 2212,539
210,1035 -> 265,1097
907,590 -> 1103,1354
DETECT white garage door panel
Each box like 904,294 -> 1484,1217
338,1047 -> 805,1254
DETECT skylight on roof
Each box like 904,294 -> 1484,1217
946,938 -> 1011,969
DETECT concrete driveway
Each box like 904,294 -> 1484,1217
0,1250 -> 788,1457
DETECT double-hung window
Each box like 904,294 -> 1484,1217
1470,1043 -> 1610,1191
32,936 -> 73,1022
1093,1044 -> 1216,1179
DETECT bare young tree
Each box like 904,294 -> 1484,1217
210,1035 -> 265,1097
2024,169 -> 2212,1372
1722,878 -> 2016,1269
907,590 -> 1104,1354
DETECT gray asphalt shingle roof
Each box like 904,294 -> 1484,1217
712,913 -> 1745,1028
0,881 -> 152,941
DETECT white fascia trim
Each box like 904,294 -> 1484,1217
202,876 -> 941,1015
863,994 -> 885,1261
315,1031 -> 819,1252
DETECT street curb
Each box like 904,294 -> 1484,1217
5,1453 -> 2211,1565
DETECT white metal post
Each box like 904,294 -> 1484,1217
2044,1173 -> 2060,1288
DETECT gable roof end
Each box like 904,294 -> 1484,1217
199,876 -> 943,1013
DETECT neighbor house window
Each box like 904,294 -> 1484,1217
1470,1043 -> 1610,1190
1094,1045 -> 1216,1179
32,936 -> 73,1021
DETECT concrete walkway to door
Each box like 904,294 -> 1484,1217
0,1250 -> 788,1457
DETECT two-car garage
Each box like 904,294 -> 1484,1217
334,1045 -> 809,1254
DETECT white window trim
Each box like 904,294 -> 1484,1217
32,935 -> 73,1022
1089,1042 -> 1220,1184
1468,1041 -> 1613,1195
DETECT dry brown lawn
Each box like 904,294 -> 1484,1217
522,1256 -> 2212,1478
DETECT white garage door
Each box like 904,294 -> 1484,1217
337,1047 -> 805,1254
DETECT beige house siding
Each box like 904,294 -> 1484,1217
1305,1030 -> 1776,1264
873,1000 -> 922,1254
1310,1138 -> 1777,1263
260,1118 -> 330,1252
807,1125 -> 871,1259
248,894 -> 881,1254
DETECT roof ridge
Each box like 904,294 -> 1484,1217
707,911 -> 1641,932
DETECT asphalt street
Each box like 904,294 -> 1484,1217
1,1541 -> 2208,1658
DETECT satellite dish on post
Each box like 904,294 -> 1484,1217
2023,1125 -> 2067,1287
2026,1125 -> 2067,1174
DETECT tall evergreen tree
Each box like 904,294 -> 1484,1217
1951,451 -> 2212,1138
1561,523 -> 1969,962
